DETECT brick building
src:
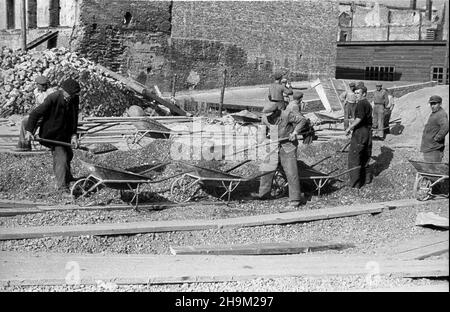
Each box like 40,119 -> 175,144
0,0 -> 339,91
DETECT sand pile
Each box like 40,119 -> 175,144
387,85 -> 449,152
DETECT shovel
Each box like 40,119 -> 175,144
34,137 -> 118,155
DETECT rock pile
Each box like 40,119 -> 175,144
0,47 -> 149,117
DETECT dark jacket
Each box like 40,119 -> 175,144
354,98 -> 373,130
262,109 -> 307,152
25,90 -> 79,147
420,107 -> 449,153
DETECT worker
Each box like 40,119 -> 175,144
251,100 -> 308,207
268,72 -> 293,110
372,83 -> 389,140
25,78 -> 81,195
15,75 -> 56,151
420,95 -> 449,162
286,92 -> 306,114
356,81 -> 365,90
339,82 -> 357,129
345,86 -> 373,188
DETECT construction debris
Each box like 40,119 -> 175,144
0,47 -> 153,117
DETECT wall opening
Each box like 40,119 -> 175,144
431,66 -> 448,84
124,12 -> 132,25
47,36 -> 57,49
6,0 -> 15,29
49,0 -> 60,27
364,66 -> 395,81
28,0 -> 38,29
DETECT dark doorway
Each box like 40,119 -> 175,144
6,0 -> 15,29
49,0 -> 60,27
27,0 -> 37,29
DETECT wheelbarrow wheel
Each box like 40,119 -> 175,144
71,178 -> 99,201
271,170 -> 288,199
413,176 -> 432,201
170,175 -> 201,203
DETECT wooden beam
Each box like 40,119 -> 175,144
392,232 -> 449,260
0,198 -> 446,240
415,212 -> 449,230
0,252 -> 447,286
26,31 -> 59,51
96,65 -> 188,116
170,241 -> 354,255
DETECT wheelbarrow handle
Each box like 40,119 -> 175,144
34,137 -> 89,152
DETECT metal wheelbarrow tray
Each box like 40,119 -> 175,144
71,160 -> 183,208
169,160 -> 275,203
408,160 -> 449,201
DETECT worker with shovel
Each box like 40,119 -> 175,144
25,78 -> 81,196
251,100 -> 308,207
345,85 -> 373,188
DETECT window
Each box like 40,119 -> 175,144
431,67 -> 448,84
28,0 -> 37,29
6,0 -> 15,29
49,0 -> 60,27
364,66 -> 395,81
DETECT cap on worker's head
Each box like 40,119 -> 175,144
429,95 -> 442,104
262,102 -> 279,116
356,81 -> 365,87
376,83 -> 382,87
35,75 -> 49,85
273,72 -> 283,80
60,78 -> 81,96
349,82 -> 356,87
293,92 -> 304,100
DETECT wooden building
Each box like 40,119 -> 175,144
336,41 -> 448,84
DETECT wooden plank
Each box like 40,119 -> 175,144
96,65 -> 188,116
170,241 -> 354,255
0,198 -> 446,240
26,31 -> 59,50
0,252 -> 446,286
386,232 -> 449,260
415,212 -> 449,230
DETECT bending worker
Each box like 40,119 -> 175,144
251,99 -> 308,208
25,78 -> 81,195
345,86 -> 373,188
16,75 -> 56,151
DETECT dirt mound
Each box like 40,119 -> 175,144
387,85 -> 449,155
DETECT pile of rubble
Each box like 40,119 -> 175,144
0,47 -> 148,117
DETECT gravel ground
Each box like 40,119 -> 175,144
1,136 -> 448,292
1,276 -> 447,292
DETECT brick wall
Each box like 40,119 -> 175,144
74,0 -> 172,86
171,0 -> 338,86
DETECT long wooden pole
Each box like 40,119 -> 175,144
218,68 -> 227,117
21,0 -> 27,51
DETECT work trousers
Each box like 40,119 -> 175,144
423,149 -> 444,163
343,102 -> 356,129
52,145 -> 74,191
348,127 -> 372,188
258,147 -> 302,203
373,104 -> 385,138
383,108 -> 392,135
